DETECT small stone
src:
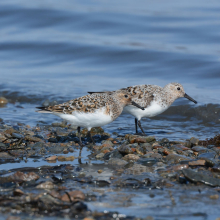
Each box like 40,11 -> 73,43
190,137 -> 199,146
137,158 -> 158,166
97,170 -> 103,173
198,152 -> 216,159
10,171 -> 40,183
123,154 -> 140,162
13,189 -> 25,196
192,146 -> 207,152
48,137 -> 58,143
101,140 -> 113,147
25,135 -> 42,142
182,169 -> 220,187
36,181 -> 56,189
96,153 -> 105,159
61,190 -> 85,202
57,156 -> 75,161
46,155 -> 57,161
145,136 -> 156,143
209,194 -> 219,200
135,137 -> 147,143
0,152 -> 14,159
166,154 -> 192,164
118,145 -> 133,155
6,216 -> 21,220
170,164 -> 189,171
0,97 -> 8,104
150,153 -> 162,159
188,160 -> 206,166
108,158 -> 128,166
63,149 -> 69,154
12,133 -> 24,139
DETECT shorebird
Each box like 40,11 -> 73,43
88,82 -> 197,135
37,90 -> 144,145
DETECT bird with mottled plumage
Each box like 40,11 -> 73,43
36,90 -> 144,145
120,82 -> 197,134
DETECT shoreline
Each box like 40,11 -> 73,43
0,120 -> 220,219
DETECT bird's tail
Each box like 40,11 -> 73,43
36,106 -> 52,113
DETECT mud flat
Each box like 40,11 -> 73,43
0,118 -> 220,220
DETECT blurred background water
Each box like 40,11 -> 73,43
0,0 -> 220,140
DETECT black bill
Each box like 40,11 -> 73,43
131,101 -> 145,110
184,93 -> 197,104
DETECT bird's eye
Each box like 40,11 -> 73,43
177,87 -> 180,90
124,95 -> 128,98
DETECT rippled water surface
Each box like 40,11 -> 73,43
1,0 -> 220,140
0,1 -> 220,218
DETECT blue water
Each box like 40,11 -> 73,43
1,0 -> 220,140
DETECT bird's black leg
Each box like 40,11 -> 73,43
87,130 -> 95,145
137,120 -> 146,136
77,126 -> 83,164
77,126 -> 83,147
135,118 -> 138,134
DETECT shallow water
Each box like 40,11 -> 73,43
0,0 -> 220,219
0,0 -> 220,141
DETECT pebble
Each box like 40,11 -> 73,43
36,181 -> 56,189
57,156 -> 75,161
190,137 -> 199,146
96,153 -> 105,159
188,160 -> 206,166
61,190 -> 85,202
166,154 -> 192,164
46,155 -> 57,161
209,194 -> 219,200
108,158 -> 128,166
118,145 -> 133,155
182,169 -> 220,187
122,154 -> 140,162
198,152 -> 217,159
0,97 -> 8,104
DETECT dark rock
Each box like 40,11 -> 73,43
11,133 -> 23,139
161,138 -> 169,143
150,153 -> 162,159
69,201 -> 88,215
137,158 -> 158,166
204,158 -> 217,167
49,144 -> 63,154
166,154 -> 192,164
0,143 -> 7,151
198,152 -> 217,159
103,150 -> 123,160
211,165 -> 220,173
192,146 -> 208,153
32,142 -> 44,150
118,145 -> 133,155
190,137 -> 199,146
48,137 -> 58,143
108,158 -> 128,166
182,169 -> 220,186
24,135 -> 42,142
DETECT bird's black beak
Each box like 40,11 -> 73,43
184,93 -> 197,104
131,101 -> 145,110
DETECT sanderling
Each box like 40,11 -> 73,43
37,90 -> 144,146
120,82 -> 197,134
88,82 -> 197,135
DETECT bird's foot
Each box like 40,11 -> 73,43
134,132 -> 147,136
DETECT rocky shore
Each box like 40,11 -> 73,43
0,117 -> 220,220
